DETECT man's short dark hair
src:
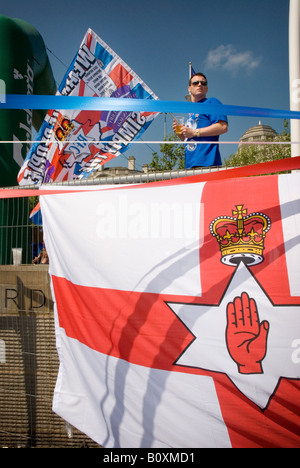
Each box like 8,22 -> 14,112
189,73 -> 207,86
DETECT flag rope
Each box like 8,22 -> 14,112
0,140 -> 295,146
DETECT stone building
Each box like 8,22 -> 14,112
239,121 -> 278,147
92,156 -> 148,178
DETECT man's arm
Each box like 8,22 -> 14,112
183,120 -> 228,139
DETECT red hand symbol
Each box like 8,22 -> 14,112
226,292 -> 269,374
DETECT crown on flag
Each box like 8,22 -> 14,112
210,205 -> 271,266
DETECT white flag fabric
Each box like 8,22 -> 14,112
40,173 -> 300,448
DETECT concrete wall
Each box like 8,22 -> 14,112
0,265 -> 99,448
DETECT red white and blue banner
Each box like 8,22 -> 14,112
39,171 -> 300,448
17,29 -> 158,185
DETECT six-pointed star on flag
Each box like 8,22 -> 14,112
167,261 -> 300,409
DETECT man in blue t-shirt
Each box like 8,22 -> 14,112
173,73 -> 228,168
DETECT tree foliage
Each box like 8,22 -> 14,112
149,133 -> 185,171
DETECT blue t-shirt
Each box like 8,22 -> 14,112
185,97 -> 228,168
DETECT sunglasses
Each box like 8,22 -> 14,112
191,80 -> 207,86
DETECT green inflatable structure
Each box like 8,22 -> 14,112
0,15 -> 56,264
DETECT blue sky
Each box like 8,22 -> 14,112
1,0 -> 291,170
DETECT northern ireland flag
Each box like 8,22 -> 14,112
40,172 -> 300,448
